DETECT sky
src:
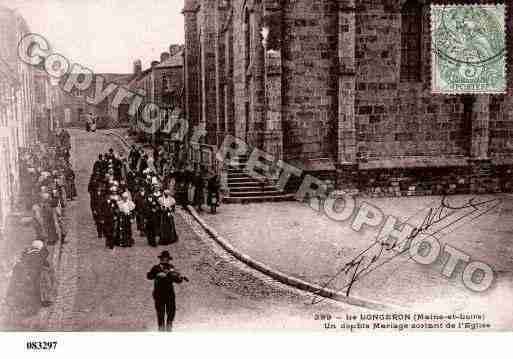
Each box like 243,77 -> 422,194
1,0 -> 185,73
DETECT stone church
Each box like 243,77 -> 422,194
183,0 -> 513,196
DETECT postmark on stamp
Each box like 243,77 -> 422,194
431,4 -> 507,94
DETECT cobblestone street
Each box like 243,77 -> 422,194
1,129 -> 357,331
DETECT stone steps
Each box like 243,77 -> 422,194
223,154 -> 291,203
229,185 -> 278,192
223,193 -> 295,204
229,190 -> 283,197
227,177 -> 262,184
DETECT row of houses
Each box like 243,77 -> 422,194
127,44 -> 185,140
58,44 -> 185,136
58,72 -> 133,129
0,6 -> 61,236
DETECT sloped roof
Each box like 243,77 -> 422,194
156,50 -> 184,68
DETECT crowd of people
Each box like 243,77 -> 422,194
5,128 -> 75,317
87,143 -> 221,249
4,129 -> 221,326
22,129 -> 76,246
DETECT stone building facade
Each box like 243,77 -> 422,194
33,69 -> 63,143
0,6 -> 36,148
128,45 -> 185,140
184,0 -> 513,195
0,54 -> 20,236
153,46 -> 185,112
0,6 -> 41,234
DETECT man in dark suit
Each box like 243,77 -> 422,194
128,145 -> 140,171
144,189 -> 161,247
113,155 -> 123,181
90,186 -> 104,239
100,186 -> 119,249
133,186 -> 147,235
126,169 -> 137,197
93,154 -> 106,175
147,251 -> 188,331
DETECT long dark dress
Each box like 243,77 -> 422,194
116,212 -> 133,247
5,248 -> 47,316
116,200 -> 135,247
139,158 -> 148,174
174,171 -> 187,205
193,174 -> 205,208
65,167 -> 77,199
126,171 -> 137,195
41,202 -> 59,245
40,249 -> 57,305
90,190 -> 103,238
102,197 -> 119,249
129,149 -> 140,171
134,191 -> 147,232
145,194 -> 161,247
159,199 -> 178,245
207,176 -> 221,206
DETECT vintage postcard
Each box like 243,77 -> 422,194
0,0 -> 512,356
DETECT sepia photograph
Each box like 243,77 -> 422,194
0,0 -> 512,356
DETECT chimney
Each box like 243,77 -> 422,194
133,59 -> 142,76
151,60 -> 160,69
169,44 -> 182,57
160,52 -> 170,63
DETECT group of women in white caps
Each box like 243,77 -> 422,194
4,128 -> 74,319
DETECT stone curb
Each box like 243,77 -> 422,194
186,205 -> 403,312
105,129 -> 400,312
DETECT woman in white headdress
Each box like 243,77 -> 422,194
116,191 -> 136,247
158,189 -> 178,245
147,155 -> 156,173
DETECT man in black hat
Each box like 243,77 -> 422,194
100,185 -> 119,249
134,186 -> 147,235
144,188 -> 160,247
147,251 -> 188,331
128,145 -> 140,172
90,184 -> 104,239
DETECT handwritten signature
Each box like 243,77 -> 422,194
311,195 -> 502,305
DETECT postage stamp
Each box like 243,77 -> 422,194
431,4 -> 507,94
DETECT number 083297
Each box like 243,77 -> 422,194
26,341 -> 58,350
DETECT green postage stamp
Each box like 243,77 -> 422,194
431,4 -> 507,94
